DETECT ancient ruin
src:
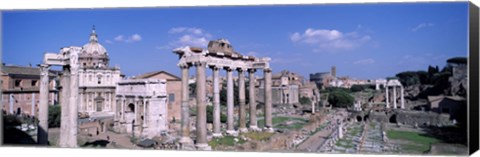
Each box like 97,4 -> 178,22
173,39 -> 273,150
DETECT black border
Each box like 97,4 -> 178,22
469,1 -> 479,155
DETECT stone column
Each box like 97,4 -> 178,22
134,97 -> 140,126
238,68 -> 247,133
338,122 -> 343,139
385,86 -> 389,108
400,86 -> 405,109
178,64 -> 193,145
212,66 -> 222,137
68,60 -> 79,148
37,64 -> 50,145
121,96 -> 126,122
226,67 -> 236,135
393,86 -> 397,109
195,61 -> 209,150
263,68 -> 273,132
248,69 -> 259,131
59,68 -> 71,147
143,99 -> 147,127
311,98 -> 315,114
9,94 -> 13,114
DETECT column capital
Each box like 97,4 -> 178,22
264,68 -> 272,73
210,65 -> 221,71
237,67 -> 247,72
179,63 -> 190,69
224,67 -> 234,71
248,69 -> 257,73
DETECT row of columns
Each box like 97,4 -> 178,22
385,86 -> 405,109
178,62 -> 272,150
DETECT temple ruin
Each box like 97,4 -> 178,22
173,39 -> 273,150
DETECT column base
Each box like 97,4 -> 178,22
238,127 -> 248,133
195,143 -> 212,151
249,125 -> 261,131
263,127 -> 274,133
226,130 -> 238,136
179,136 -> 194,145
212,132 -> 223,138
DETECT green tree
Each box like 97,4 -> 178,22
206,105 -> 227,123
299,96 -> 312,105
328,90 -> 354,108
48,105 -> 61,128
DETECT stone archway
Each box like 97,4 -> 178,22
128,103 -> 135,112
356,115 -> 363,122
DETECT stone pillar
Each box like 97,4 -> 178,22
393,86 -> 397,109
226,67 -> 236,135
37,64 -> 50,145
179,64 -> 193,145
134,97 -> 140,126
238,68 -> 247,133
338,122 -> 343,139
248,69 -> 259,131
59,68 -> 71,147
264,68 -> 273,132
143,99 -> 147,127
311,98 -> 315,114
195,61 -> 209,150
212,66 -> 222,137
385,86 -> 389,108
121,97 -> 126,122
400,86 -> 405,109
68,60 -> 79,148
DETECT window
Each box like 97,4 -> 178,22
169,93 -> 175,102
97,76 -> 101,84
15,80 -> 22,87
31,80 -> 37,87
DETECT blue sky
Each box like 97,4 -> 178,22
2,2 -> 468,80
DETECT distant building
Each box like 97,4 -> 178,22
428,95 -> 466,121
1,65 -> 59,116
310,72 -> 333,89
77,27 -> 122,117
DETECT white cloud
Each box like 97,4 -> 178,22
159,27 -> 214,49
114,35 -> 124,41
246,51 -> 258,56
290,28 -> 372,52
110,34 -> 142,43
412,23 -> 434,32
353,58 -> 375,65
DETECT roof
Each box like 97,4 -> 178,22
134,70 -> 181,81
1,65 -> 57,77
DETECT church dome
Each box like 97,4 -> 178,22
82,26 -> 108,56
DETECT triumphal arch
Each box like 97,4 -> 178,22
173,39 -> 273,150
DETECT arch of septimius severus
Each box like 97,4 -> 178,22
173,39 -> 273,150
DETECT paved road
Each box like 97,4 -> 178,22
296,110 -> 346,152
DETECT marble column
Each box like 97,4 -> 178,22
400,86 -> 405,109
195,62 -> 209,150
248,69 -> 259,131
226,67 -> 236,135
134,97 -> 140,126
238,68 -> 247,133
59,68 -> 71,147
37,64 -> 50,145
393,86 -> 397,109
179,64 -> 193,145
264,68 -> 273,132
143,99 -> 147,127
121,97 -> 126,123
9,94 -> 13,114
385,86 -> 389,108
212,66 -> 222,137
338,122 -> 343,139
68,61 -> 79,148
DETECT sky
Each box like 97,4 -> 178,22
2,2 -> 469,80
